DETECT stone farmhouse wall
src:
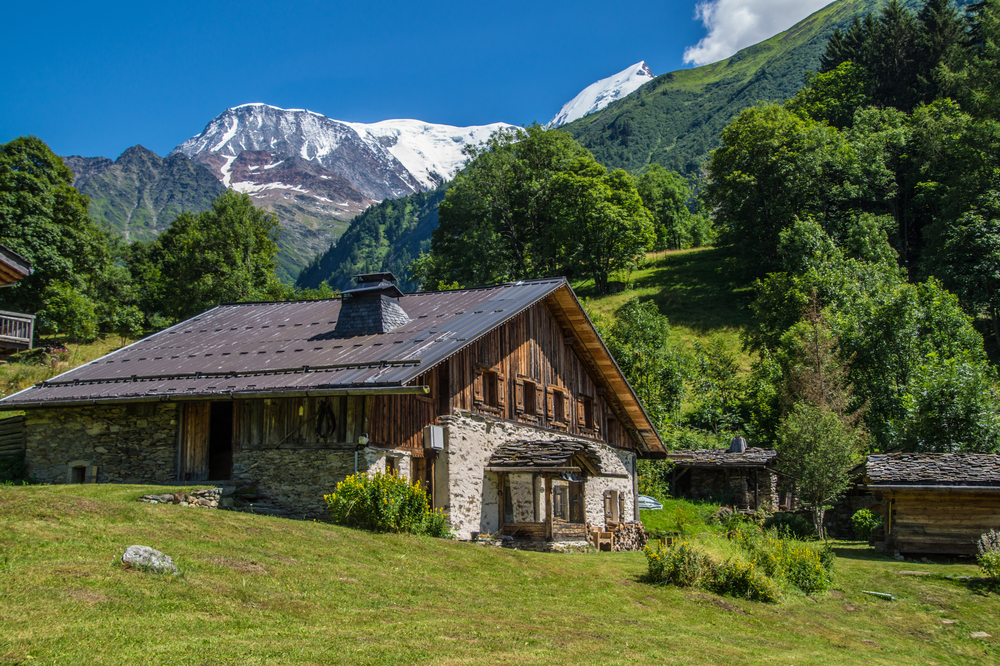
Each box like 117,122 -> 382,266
25,404 -> 179,484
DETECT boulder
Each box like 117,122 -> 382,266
122,545 -> 179,574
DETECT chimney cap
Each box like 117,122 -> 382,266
352,272 -> 398,284
343,272 -> 404,299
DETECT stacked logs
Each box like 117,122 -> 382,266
612,521 -> 648,552
0,416 -> 25,459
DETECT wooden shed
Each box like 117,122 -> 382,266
866,453 -> 1000,556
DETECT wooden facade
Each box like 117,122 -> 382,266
369,300 -> 636,455
866,453 -> 1000,555
876,488 -> 1000,555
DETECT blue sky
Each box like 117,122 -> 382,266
2,0 -> 833,160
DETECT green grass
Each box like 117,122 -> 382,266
0,336 -> 132,403
575,247 -> 754,368
2,484 -> 999,665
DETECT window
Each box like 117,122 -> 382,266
524,381 -> 537,415
473,367 -> 505,411
516,378 -> 539,417
483,371 -> 498,407
578,395 -> 595,430
549,388 -> 569,425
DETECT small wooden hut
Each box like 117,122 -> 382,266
866,453 -> 1000,555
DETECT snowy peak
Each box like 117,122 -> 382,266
548,61 -> 655,128
173,104 -> 514,200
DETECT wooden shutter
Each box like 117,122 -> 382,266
473,371 -> 484,405
546,387 -> 555,419
496,373 -> 506,408
514,380 -> 525,413
562,393 -> 571,425
577,397 -> 586,427
535,384 -> 545,416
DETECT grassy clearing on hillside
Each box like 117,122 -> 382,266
0,337 -> 129,404
575,247 -> 754,368
2,485 -> 998,665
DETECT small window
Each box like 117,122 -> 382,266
72,466 -> 86,484
523,380 -> 536,415
484,372 -> 498,407
474,368 -> 505,410
385,457 -> 397,476
583,396 -> 594,429
552,389 -> 566,424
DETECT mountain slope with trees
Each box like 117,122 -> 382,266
63,146 -> 226,244
561,0 -> 972,174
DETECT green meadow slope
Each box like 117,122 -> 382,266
1,484 -> 998,665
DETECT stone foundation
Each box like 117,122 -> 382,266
25,404 -> 179,484
231,447 -> 405,519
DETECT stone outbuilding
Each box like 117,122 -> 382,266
666,444 -> 780,511
2,274 -> 665,542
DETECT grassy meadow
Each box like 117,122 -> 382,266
1,484 -> 998,665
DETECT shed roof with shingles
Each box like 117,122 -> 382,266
487,438 -> 605,472
866,453 -> 1000,487
0,277 -> 664,454
666,448 -> 778,468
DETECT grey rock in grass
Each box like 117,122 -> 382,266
122,545 -> 179,574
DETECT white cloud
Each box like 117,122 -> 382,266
683,0 -> 834,66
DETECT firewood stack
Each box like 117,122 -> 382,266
612,521 -> 647,552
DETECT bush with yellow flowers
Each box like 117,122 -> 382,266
324,471 -> 452,537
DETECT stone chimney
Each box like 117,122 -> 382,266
333,272 -> 409,337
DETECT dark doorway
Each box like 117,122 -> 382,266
208,402 -> 234,480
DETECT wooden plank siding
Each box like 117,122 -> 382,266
885,489 -> 1000,555
369,302 -> 636,453
234,396 -> 370,449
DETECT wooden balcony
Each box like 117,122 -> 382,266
0,310 -> 34,353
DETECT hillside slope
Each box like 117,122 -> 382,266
296,185 -> 444,292
561,0 -> 887,173
1,484 -> 996,665
63,146 -> 226,244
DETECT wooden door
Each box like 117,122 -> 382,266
181,402 -> 211,482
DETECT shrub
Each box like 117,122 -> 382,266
728,525 -> 832,593
978,530 -> 1000,584
764,513 -> 814,540
645,540 -> 713,587
325,472 -> 451,536
709,558 -> 781,602
851,508 -> 882,540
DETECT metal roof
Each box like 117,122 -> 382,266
2,277 -> 666,455
866,453 -> 1000,487
2,279 -> 567,407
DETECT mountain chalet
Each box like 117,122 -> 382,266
1,275 -> 665,542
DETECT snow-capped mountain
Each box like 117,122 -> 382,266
548,62 -> 656,128
173,104 -> 512,201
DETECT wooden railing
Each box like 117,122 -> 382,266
0,310 -> 34,351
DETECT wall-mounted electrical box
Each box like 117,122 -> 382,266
423,424 -> 444,450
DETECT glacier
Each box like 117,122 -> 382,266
548,62 -> 655,128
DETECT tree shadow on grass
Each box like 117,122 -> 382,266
635,247 -> 754,333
